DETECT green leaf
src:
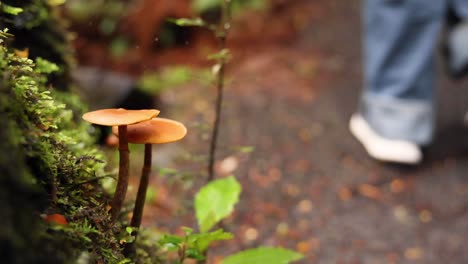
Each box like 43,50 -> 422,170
182,226 -> 194,236
35,58 -> 59,74
145,185 -> 157,203
47,0 -> 66,6
110,37 -> 130,57
192,0 -> 222,13
159,234 -> 184,245
187,229 -> 233,252
207,49 -> 231,61
0,28 -> 13,39
158,167 -> 178,176
233,146 -> 255,153
2,5 -> 23,15
186,248 -> 206,260
117,259 -> 132,264
125,226 -> 134,235
159,234 -> 185,252
221,247 -> 304,264
195,176 -> 241,232
168,17 -> 205,27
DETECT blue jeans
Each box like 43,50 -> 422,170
361,0 -> 468,145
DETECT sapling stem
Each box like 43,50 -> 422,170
201,1 -> 231,263
207,54 -> 225,182
207,0 -> 230,183
110,125 -> 130,223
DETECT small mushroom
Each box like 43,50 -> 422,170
82,108 -> 160,223
113,118 -> 187,233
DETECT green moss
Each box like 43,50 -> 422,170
0,2 -> 167,262
0,28 -> 129,264
0,0 -> 75,91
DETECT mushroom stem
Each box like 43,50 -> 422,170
130,143 -> 152,231
110,125 -> 130,223
124,143 -> 152,256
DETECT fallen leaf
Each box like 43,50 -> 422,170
390,179 -> 406,193
393,205 -> 412,224
244,227 -> 259,241
268,167 -> 282,182
296,199 -> 314,213
217,156 -> 239,175
404,247 -> 423,260
358,184 -> 382,200
276,222 -> 289,236
298,128 -> 313,142
338,187 -> 353,201
14,48 -> 29,58
44,214 -> 67,225
296,241 -> 310,254
419,210 -> 432,223
282,184 -> 301,197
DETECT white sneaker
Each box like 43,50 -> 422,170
349,114 -> 422,164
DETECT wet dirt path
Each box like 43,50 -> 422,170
141,1 -> 468,263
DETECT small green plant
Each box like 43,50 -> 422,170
166,2 -> 302,263
169,0 -> 232,183
157,176 -> 303,264
192,0 -> 267,17
159,228 -> 234,262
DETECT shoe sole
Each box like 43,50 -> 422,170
349,114 -> 422,164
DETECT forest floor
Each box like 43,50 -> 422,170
92,1 -> 468,263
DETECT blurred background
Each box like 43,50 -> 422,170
66,0 -> 313,111
63,0 -> 468,263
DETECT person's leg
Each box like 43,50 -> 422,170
448,1 -> 468,126
353,0 -> 446,163
446,0 -> 468,77
450,0 -> 468,19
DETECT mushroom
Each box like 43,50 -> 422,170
112,117 -> 187,233
82,108 -> 160,223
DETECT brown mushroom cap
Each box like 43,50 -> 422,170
82,108 -> 160,126
112,117 -> 187,144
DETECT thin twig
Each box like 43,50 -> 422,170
207,0 -> 230,183
201,2 -> 231,263
70,174 -> 115,187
